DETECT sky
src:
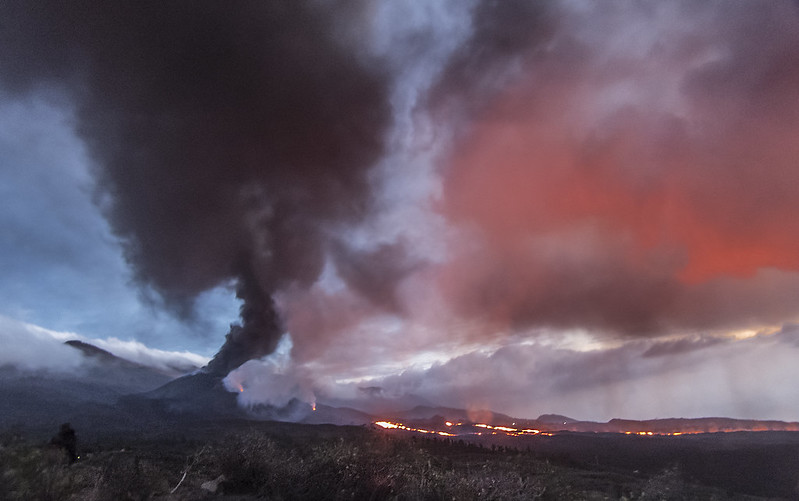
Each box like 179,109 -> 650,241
2,0 -> 799,421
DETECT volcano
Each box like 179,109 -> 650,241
120,372 -> 242,418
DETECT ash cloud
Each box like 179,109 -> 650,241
429,0 -> 555,113
435,0 -> 799,339
331,241 -> 419,313
0,1 -> 391,374
276,0 -> 799,398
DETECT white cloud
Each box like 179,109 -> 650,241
0,314 -> 207,375
0,315 -> 82,371
88,337 -> 208,374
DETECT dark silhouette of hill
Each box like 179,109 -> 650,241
65,339 -> 200,377
385,405 -> 516,424
536,413 -> 578,424
0,340 -> 179,435
64,339 -> 120,361
120,371 -> 242,418
301,403 -> 373,426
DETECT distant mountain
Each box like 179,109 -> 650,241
374,407 -> 799,435
602,417 -> 799,434
5,340 -> 798,438
122,371 -> 242,417
65,339 -> 200,377
0,340 -> 178,435
536,414 -> 578,424
243,400 -> 799,434
289,404 -> 521,428
385,405 -> 516,424
319,392 -> 433,415
65,339 -> 121,361
61,340 -> 179,391
301,403 -> 374,426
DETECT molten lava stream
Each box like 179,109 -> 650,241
372,420 -> 749,438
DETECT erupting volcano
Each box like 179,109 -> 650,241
3,0 -> 799,439
5,2 -> 799,497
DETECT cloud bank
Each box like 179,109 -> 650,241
0,315 -> 206,375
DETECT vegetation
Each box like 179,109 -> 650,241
1,425 -> 760,501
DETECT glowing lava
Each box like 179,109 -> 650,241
371,420 -> 759,438
375,421 -> 456,437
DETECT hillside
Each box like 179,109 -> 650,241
0,340 -> 179,434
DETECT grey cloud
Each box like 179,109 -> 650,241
770,323 -> 799,347
331,241 -> 420,313
642,336 -> 726,358
367,335 -> 799,421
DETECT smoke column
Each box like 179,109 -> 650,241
0,1 -> 391,374
205,258 -> 281,377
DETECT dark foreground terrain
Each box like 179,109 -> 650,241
2,419 -> 797,501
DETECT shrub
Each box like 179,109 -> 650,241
0,443 -> 78,501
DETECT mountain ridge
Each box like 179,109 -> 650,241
3,340 -> 798,437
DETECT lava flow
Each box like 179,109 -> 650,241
374,420 -> 553,438
372,417 -> 799,438
374,421 -> 457,437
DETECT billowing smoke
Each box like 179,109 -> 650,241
204,258 -> 281,377
260,0 -> 799,415
5,0 -> 799,420
434,0 -> 799,339
0,1 -> 391,375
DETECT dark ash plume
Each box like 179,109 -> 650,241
205,259 -> 281,377
0,1 -> 391,373
429,0 -> 556,113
